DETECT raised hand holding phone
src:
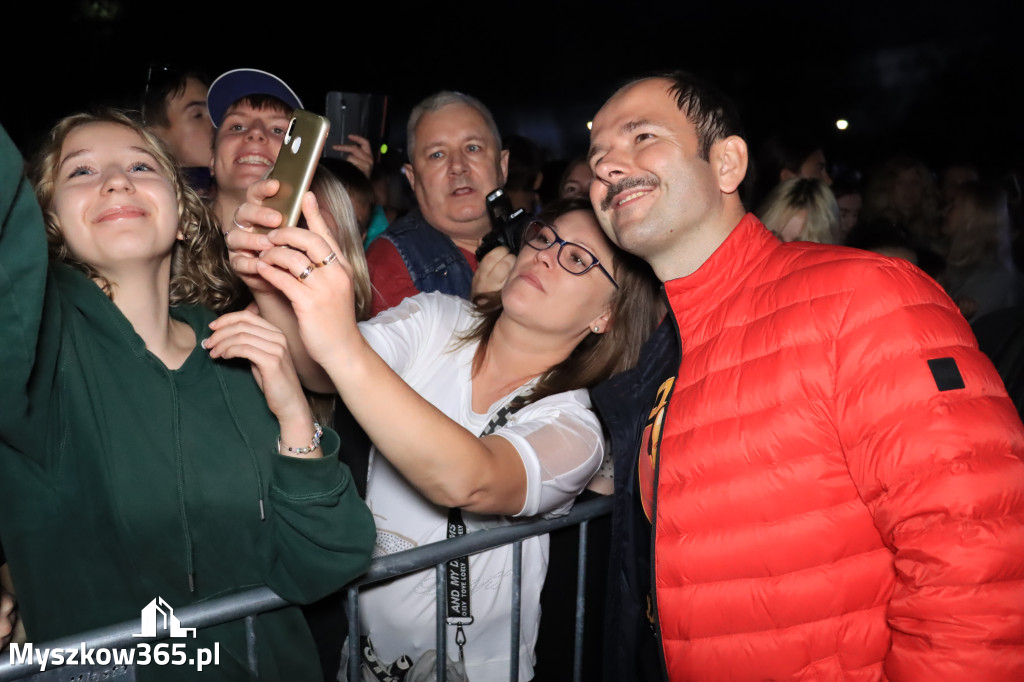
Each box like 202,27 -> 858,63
252,192 -> 363,365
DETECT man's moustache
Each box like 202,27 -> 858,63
601,176 -> 659,211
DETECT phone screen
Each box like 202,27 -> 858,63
323,91 -> 389,160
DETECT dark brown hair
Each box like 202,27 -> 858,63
458,196 -> 662,405
620,70 -> 745,162
141,67 -> 211,128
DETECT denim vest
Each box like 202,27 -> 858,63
381,208 -> 475,300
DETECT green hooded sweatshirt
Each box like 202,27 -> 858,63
0,123 -> 375,680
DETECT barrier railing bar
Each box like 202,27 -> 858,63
0,496 -> 612,682
346,586 -> 359,682
510,540 -> 522,682
245,614 -> 258,675
573,519 -> 589,682
436,562 -> 448,682
351,497 -> 610,588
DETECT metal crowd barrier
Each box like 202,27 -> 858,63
0,495 -> 612,682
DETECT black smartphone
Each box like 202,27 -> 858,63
323,91 -> 389,161
260,109 -> 331,233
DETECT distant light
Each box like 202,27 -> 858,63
380,143 -> 389,155
835,119 -> 849,131
587,121 -> 593,130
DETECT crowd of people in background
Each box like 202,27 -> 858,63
1,62 -> 1023,682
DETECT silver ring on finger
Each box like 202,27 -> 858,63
298,264 -> 315,281
316,251 -> 338,268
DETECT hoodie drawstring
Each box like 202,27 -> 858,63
167,359 -> 268,595
213,363 -> 267,520
167,372 -> 196,593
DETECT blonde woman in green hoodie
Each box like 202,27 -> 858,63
0,111 -> 374,680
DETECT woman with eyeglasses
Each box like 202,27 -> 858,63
221,191 -> 662,680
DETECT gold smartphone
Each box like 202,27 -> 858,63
258,109 -> 331,233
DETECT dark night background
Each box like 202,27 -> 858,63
3,0 -> 1022,181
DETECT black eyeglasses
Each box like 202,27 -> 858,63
521,220 -> 619,289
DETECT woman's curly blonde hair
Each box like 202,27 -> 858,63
29,108 -> 243,311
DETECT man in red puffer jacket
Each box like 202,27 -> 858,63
587,70 -> 1024,682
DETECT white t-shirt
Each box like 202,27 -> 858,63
356,293 -> 605,681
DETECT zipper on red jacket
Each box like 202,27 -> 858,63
649,375 -> 671,682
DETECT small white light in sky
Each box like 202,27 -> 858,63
836,119 -> 849,131
587,121 -> 593,130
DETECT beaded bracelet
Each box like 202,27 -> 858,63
278,422 -> 323,455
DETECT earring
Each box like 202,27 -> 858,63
592,325 -> 600,333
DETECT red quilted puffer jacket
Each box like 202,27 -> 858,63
652,214 -> 1024,681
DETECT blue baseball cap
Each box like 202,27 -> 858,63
207,68 -> 303,128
